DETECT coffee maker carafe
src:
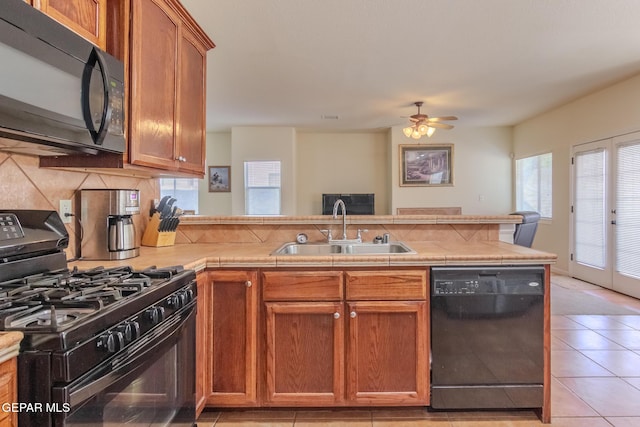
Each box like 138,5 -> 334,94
79,189 -> 140,260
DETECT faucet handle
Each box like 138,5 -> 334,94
320,229 -> 333,241
356,229 -> 368,242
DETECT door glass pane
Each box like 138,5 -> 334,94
574,149 -> 606,269
616,142 -> 640,279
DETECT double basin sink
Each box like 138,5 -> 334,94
272,241 -> 416,256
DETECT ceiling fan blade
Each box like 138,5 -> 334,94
428,116 -> 458,122
427,122 -> 454,129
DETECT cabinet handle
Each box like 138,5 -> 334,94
245,280 -> 252,288
350,311 -> 357,318
175,156 -> 187,162
333,312 -> 340,319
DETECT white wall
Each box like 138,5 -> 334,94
199,126 -> 513,216
199,132 -> 231,215
513,72 -> 640,273
231,127 -> 297,215
296,131 -> 390,215
390,125 -> 513,215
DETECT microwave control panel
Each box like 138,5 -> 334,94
107,79 -> 125,136
0,214 -> 24,241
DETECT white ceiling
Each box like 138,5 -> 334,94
180,0 -> 640,133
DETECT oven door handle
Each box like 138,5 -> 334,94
53,305 -> 195,408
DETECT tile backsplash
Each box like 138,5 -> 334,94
0,152 -> 159,258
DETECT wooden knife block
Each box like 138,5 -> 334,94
142,213 -> 176,247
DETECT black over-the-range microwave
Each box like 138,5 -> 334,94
0,0 -> 125,156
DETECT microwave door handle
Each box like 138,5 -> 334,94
81,47 -> 112,145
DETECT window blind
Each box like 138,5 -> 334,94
616,142 -> 640,279
574,148 -> 606,269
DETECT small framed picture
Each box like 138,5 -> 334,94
208,166 -> 231,192
400,144 -> 454,186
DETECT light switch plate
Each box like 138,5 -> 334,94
59,199 -> 72,224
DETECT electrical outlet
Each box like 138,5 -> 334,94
59,200 -> 72,224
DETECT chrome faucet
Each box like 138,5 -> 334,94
332,199 -> 348,240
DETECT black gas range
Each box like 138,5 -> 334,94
0,210 -> 197,427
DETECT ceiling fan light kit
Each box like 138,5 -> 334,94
402,102 -> 457,141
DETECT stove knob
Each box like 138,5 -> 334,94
97,331 -> 125,353
178,291 -> 188,306
117,322 -> 139,343
130,321 -> 141,340
156,306 -> 165,322
184,288 -> 194,302
117,324 -> 131,342
146,307 -> 160,324
167,295 -> 182,309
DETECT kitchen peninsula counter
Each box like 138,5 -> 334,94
69,239 -> 556,272
67,215 -> 555,424
70,214 -> 556,270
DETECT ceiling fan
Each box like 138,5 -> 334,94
403,101 -> 457,140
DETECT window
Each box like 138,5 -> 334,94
244,161 -> 281,215
159,178 -> 199,214
515,152 -> 552,218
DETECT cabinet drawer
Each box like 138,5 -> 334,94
262,271 -> 343,301
345,270 -> 427,301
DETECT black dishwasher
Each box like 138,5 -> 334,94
430,265 -> 544,409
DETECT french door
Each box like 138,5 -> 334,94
571,131 -> 640,298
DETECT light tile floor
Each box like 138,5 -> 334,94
198,275 -> 640,426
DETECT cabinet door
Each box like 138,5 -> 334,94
129,0 -> 179,170
207,270 -> 258,406
195,272 -> 209,416
346,301 -> 429,405
36,0 -> 107,49
175,28 -> 207,175
0,358 -> 17,427
264,302 -> 344,406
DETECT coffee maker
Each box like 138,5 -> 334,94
79,189 -> 140,260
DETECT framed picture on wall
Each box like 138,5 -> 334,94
208,166 -> 231,192
400,144 -> 454,186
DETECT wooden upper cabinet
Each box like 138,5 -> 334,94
129,0 -> 214,176
129,0 -> 180,170
38,0 -> 214,177
176,29 -> 208,174
33,0 -> 107,49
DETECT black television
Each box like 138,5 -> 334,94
322,193 -> 375,215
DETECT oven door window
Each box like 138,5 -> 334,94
53,309 -> 196,427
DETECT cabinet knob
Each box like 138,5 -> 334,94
245,280 -> 252,288
176,156 -> 187,162
333,312 -> 340,319
350,311 -> 357,318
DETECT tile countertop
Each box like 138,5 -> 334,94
69,240 -> 557,272
0,332 -> 23,364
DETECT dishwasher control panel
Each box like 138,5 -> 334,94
431,265 -> 545,296
433,279 -> 492,295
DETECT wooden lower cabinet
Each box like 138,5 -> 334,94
206,270 -> 258,406
195,271 -> 209,416
0,358 -> 17,427
346,301 -> 429,405
264,302 -> 344,405
261,269 -> 429,407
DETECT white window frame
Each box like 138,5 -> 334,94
515,152 -> 552,219
244,160 -> 281,215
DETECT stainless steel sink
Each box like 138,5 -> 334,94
271,241 -> 416,256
